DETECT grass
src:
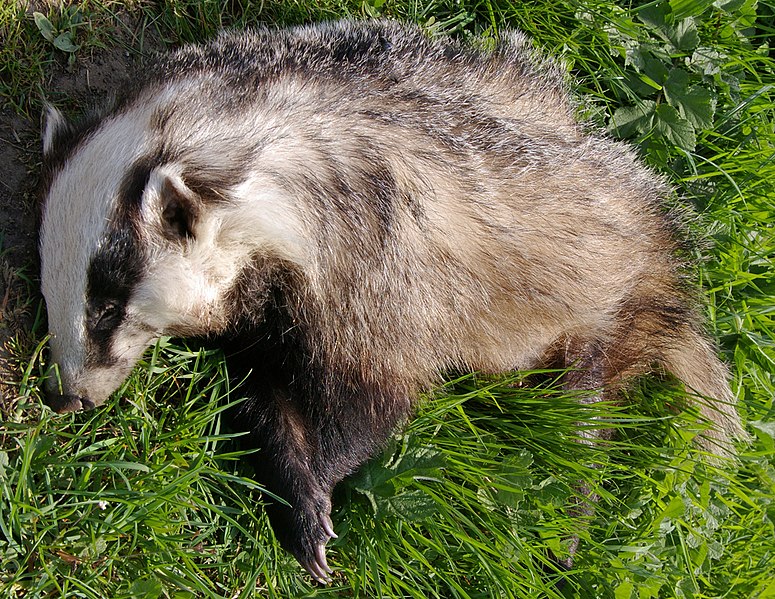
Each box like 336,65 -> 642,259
1,0 -> 774,597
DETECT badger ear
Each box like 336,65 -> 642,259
159,174 -> 200,241
42,104 -> 69,157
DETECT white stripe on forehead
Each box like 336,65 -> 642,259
40,105 -> 155,377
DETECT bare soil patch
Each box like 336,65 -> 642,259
0,108 -> 39,412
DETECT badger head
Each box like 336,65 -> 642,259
38,104 -> 250,413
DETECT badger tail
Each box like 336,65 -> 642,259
658,324 -> 748,459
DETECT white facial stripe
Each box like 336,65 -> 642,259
40,106 -> 156,393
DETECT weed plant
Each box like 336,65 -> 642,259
1,1 -> 773,597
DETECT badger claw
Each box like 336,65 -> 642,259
298,510 -> 338,584
280,499 -> 338,584
303,542 -> 333,584
322,514 -> 338,539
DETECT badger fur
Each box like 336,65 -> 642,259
39,19 -> 746,582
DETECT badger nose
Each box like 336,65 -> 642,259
45,393 -> 96,413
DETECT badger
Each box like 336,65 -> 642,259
39,19 -> 746,583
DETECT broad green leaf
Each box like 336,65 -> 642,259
664,68 -> 716,129
64,6 -> 84,26
690,46 -> 726,75
33,11 -> 55,42
129,578 -> 163,599
533,478 -> 569,508
655,103 -> 696,151
622,70 -> 662,98
707,539 -> 724,560
676,576 -> 700,598
347,440 -> 444,510
348,456 -> 398,499
381,489 -> 437,521
749,420 -> 775,451
392,444 -> 445,483
608,101 -> 656,138
637,2 -> 671,29
666,18 -> 700,52
486,450 -> 534,508
655,494 -> 687,528
749,420 -> 775,439
642,53 -> 670,88
53,32 -> 80,53
615,580 -> 635,599
624,40 -> 648,71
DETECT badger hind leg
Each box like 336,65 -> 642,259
550,292 -> 747,569
552,337 -> 616,570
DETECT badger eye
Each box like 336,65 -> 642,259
89,302 -> 121,332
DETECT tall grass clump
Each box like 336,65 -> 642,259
1,1 -> 773,597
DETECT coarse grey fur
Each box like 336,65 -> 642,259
39,19 -> 746,582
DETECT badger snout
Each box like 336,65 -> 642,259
45,392 -> 96,413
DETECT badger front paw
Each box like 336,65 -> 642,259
268,494 -> 338,584
295,511 -> 338,584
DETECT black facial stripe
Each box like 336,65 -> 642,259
85,225 -> 145,367
117,155 -> 157,224
84,159 -> 151,367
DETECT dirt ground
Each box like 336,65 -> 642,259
0,107 -> 40,411
0,17 -> 164,412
